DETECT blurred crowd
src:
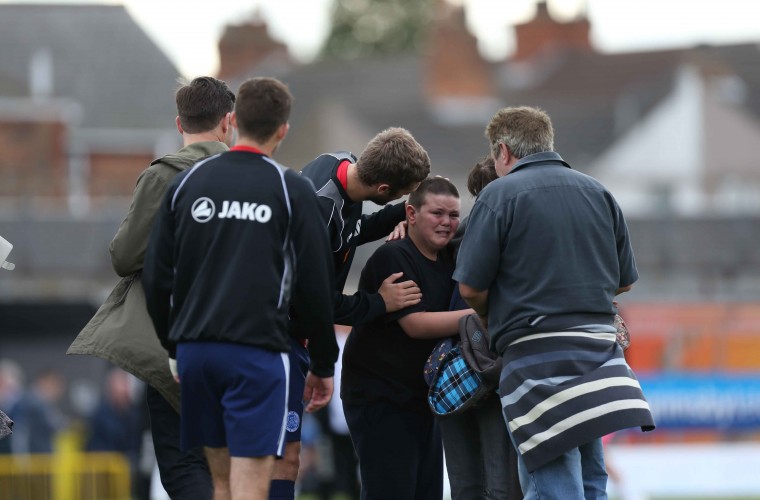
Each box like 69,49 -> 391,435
0,358 -> 152,497
0,331 -> 361,500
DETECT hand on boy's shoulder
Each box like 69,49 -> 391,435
385,221 -> 407,241
379,272 -> 422,313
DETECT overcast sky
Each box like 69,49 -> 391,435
4,0 -> 760,77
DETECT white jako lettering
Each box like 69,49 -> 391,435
226,201 -> 241,219
218,200 -> 229,218
242,202 -> 257,220
218,200 -> 272,222
255,205 -> 272,223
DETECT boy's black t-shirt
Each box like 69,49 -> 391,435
340,237 -> 455,412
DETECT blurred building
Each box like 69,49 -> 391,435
0,4 -> 182,298
215,0 -> 760,302
0,4 -> 183,418
0,2 -> 759,383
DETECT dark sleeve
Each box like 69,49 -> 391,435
332,288 -> 387,327
356,201 -> 406,245
287,172 -> 338,377
329,201 -> 407,325
360,243 -> 427,324
448,285 -> 469,311
142,184 -> 177,356
609,194 -> 639,287
452,200 -> 502,291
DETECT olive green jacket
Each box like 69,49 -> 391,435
67,141 -> 228,412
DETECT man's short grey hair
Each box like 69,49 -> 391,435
485,106 -> 554,160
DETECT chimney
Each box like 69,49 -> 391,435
423,1 -> 500,125
424,1 -> 495,100
513,1 -> 592,61
216,17 -> 292,82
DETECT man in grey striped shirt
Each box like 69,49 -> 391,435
455,106 -> 654,499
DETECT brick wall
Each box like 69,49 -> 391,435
0,120 -> 67,197
88,153 -> 153,197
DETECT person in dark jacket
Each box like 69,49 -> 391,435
456,106 -> 654,499
6,368 -> 66,455
68,76 -> 235,499
299,128 -> 433,326
86,369 -> 144,497
143,77 -> 337,500
269,128 -> 430,499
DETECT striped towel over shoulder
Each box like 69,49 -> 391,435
499,328 -> 655,472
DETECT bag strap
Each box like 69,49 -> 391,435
458,314 -> 502,386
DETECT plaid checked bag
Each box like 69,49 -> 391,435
426,342 -> 491,417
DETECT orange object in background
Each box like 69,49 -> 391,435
618,302 -> 760,373
615,302 -> 760,444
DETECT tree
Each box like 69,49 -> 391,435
321,0 -> 433,60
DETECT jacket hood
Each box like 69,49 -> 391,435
152,141 -> 229,171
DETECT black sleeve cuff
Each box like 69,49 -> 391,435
367,292 -> 387,320
309,361 -> 335,378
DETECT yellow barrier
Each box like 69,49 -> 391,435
0,430 -> 131,500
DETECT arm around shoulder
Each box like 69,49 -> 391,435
357,201 -> 407,244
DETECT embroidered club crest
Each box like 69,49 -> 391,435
286,411 -> 300,432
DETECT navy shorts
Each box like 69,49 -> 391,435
285,337 -> 310,442
177,341 -> 290,458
